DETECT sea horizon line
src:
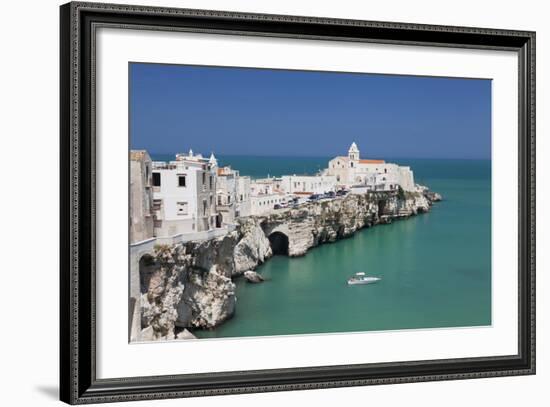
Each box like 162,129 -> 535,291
137,151 -> 491,161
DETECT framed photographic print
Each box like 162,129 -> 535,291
60,1 -> 536,404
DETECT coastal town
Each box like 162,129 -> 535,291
129,143 -> 441,342
130,142 -> 418,245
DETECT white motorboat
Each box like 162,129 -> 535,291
347,272 -> 381,285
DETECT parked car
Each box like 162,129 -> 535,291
308,194 -> 321,201
336,189 -> 349,196
274,203 -> 282,210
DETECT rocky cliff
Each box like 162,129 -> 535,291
138,223 -> 271,340
138,189 -> 440,340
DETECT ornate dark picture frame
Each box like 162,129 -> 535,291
60,2 -> 535,404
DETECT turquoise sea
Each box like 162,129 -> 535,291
152,155 -> 492,338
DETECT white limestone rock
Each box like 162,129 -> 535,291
139,326 -> 155,342
175,234 -> 241,328
186,232 -> 240,278
176,329 -> 197,340
243,270 -> 265,283
139,245 -> 186,341
233,218 -> 272,274
180,266 -> 236,329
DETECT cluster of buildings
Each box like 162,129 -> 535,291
325,142 -> 415,192
130,143 -> 417,244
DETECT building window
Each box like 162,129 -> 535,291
178,175 -> 186,187
176,202 -> 188,215
203,200 -> 207,216
350,162 -> 354,168
152,172 -> 161,186
209,175 -> 213,189
210,196 -> 213,206
202,172 -> 206,185
218,195 -> 222,205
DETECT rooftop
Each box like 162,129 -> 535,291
359,159 -> 385,164
217,166 -> 237,176
175,153 -> 207,162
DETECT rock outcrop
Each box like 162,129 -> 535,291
139,245 -> 186,341
176,328 -> 197,340
259,193 -> 379,256
138,189 -> 440,340
138,227 -> 268,340
256,190 -> 432,257
233,218 -> 272,275
243,270 -> 265,283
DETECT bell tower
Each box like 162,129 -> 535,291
348,142 -> 360,161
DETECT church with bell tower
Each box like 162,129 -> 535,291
326,142 -> 415,192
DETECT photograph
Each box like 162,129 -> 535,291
128,63 -> 492,342
55,1 -> 536,404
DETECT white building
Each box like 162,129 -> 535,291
280,174 -> 337,196
151,150 -> 220,237
249,177 -> 290,215
216,164 -> 253,222
214,165 -> 237,223
326,142 -> 416,192
236,176 -> 252,218
250,193 -> 290,215
216,165 -> 237,224
250,177 -> 284,196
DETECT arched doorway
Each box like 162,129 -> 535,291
216,213 -> 223,228
268,232 -> 289,256
139,254 -> 156,294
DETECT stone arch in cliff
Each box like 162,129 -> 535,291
139,253 -> 157,294
268,231 -> 289,256
377,199 -> 387,217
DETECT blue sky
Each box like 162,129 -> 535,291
130,63 -> 491,159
